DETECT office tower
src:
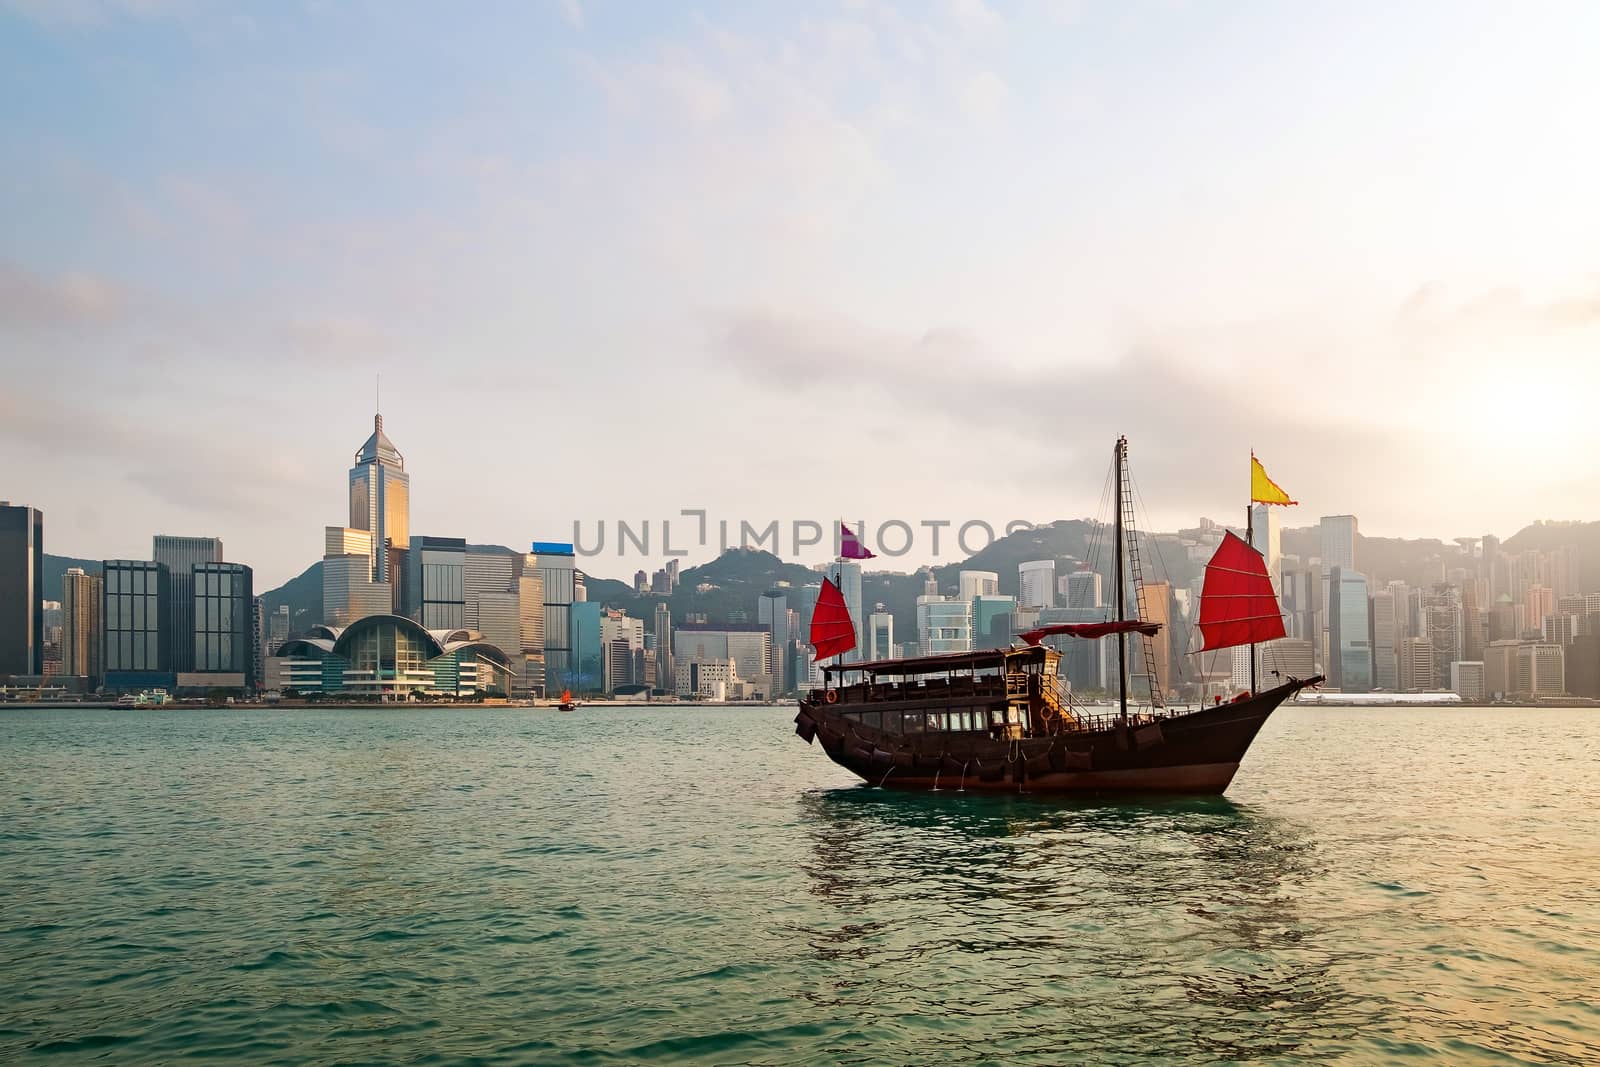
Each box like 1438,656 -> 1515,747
917,596 -> 972,655
325,527 -> 391,626
651,569 -> 669,595
1,503 -> 46,677
60,567 -> 103,688
1483,640 -> 1518,698
1516,644 -> 1564,697
102,559 -> 172,689
251,598 -> 266,693
189,562 -> 254,688
653,602 -> 674,690
828,560 -> 864,664
759,590 -> 787,691
971,594 -> 1016,647
1368,590 -> 1399,690
1018,560 -> 1056,610
348,412 -> 410,584
1250,504 -> 1282,587
867,609 -> 895,661
633,569 -> 648,594
568,600 -> 603,691
959,570 -> 999,601
1550,546 -> 1581,600
1064,569 -> 1103,610
463,551 -> 516,629
920,568 -> 939,598
152,535 -> 223,674
269,605 -> 290,647
1399,636 -> 1435,692
601,610 -> 644,691
1422,584 -> 1462,690
1525,585 -> 1555,637
474,591 -> 522,681
1319,515 -> 1358,573
1450,661 -> 1485,702
673,623 -> 772,684
517,558 -> 546,693
1138,581 -> 1174,697
405,536 -> 466,630
1326,567 -> 1371,692
665,558 -> 680,590
533,542 -> 577,688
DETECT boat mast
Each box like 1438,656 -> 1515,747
1114,436 -> 1129,726
1247,501 -> 1256,694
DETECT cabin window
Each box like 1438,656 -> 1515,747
863,711 -> 882,730
958,711 -> 973,732
902,711 -> 924,733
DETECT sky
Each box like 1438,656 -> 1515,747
3,0 -> 1600,589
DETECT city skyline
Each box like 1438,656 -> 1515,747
6,2 -> 1600,589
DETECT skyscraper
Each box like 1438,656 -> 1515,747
1327,567 -> 1372,692
324,527 -> 391,626
758,590 -> 787,691
533,542 -> 577,688
152,535 -> 224,674
0,503 -> 44,677
653,602 -> 674,691
189,562 -> 254,689
867,609 -> 895,661
61,567 -> 103,689
518,557 -> 546,693
1018,560 -> 1056,609
1064,569 -> 1103,610
1250,504 -> 1282,589
958,570 -> 999,601
828,559 -> 864,664
1369,590 -> 1399,690
102,559 -> 172,691
349,413 -> 410,584
408,536 -> 467,630
1319,516 -> 1358,573
463,551 -> 517,629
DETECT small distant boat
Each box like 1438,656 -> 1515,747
117,689 -> 172,708
793,438 -> 1323,795
557,689 -> 581,712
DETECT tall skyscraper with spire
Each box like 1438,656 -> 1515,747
349,412 -> 410,585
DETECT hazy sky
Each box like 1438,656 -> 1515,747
4,0 -> 1600,588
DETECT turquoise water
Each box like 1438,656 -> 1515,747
1,705 -> 1597,1065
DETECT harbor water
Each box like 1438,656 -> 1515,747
2,704 -> 1597,1065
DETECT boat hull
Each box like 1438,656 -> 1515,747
795,682 -> 1309,795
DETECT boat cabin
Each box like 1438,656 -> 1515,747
812,646 -> 1083,740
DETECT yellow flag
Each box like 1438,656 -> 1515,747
1250,454 -> 1297,506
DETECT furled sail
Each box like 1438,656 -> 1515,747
1018,620 -> 1162,646
1196,530 -> 1287,651
809,577 -> 857,661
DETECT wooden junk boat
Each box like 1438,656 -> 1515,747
793,437 -> 1324,795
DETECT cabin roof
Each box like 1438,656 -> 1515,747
832,645 -> 1049,677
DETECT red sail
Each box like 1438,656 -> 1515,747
1019,620 -> 1162,646
809,577 -> 857,661
1197,530 -> 1287,651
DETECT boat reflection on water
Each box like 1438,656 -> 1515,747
794,787 -> 1377,1064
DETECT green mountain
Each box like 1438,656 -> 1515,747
41,517 -> 1594,642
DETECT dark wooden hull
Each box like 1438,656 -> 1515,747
795,681 -> 1311,795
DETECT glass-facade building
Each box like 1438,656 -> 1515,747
407,536 -> 466,630
534,542 -> 576,688
0,503 -> 44,677
152,535 -> 224,674
349,414 -> 410,585
192,562 -> 254,686
103,559 -> 174,690
1328,566 -> 1372,693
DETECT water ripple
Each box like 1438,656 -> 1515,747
1,704 -> 1597,1064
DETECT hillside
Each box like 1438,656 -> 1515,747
41,517 -> 1588,642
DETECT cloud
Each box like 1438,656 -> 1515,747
959,70 -> 1010,122
0,261 -> 129,329
558,0 -> 583,31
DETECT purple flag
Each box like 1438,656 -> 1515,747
840,523 -> 876,560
